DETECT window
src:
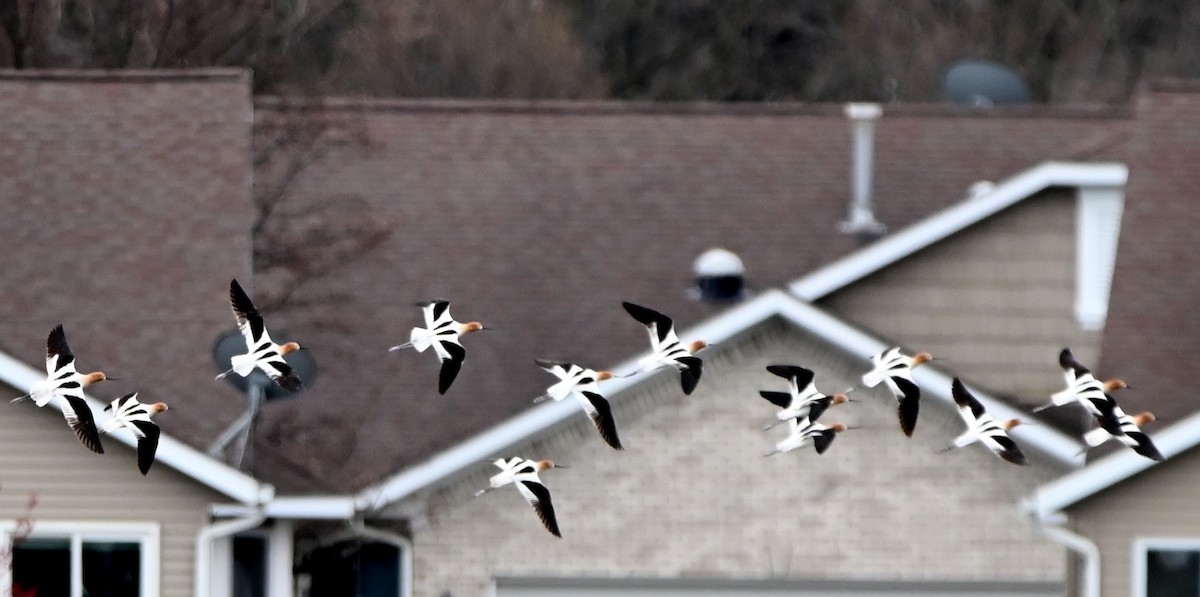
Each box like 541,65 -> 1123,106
1,522 -> 159,597
300,538 -> 408,597
1135,539 -> 1200,597
232,535 -> 268,597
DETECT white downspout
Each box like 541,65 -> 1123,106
1031,511 -> 1100,597
195,510 -> 266,597
268,519 -> 295,597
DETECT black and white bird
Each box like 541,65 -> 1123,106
860,346 -> 933,437
534,359 -> 621,450
389,300 -> 486,394
11,325 -> 107,454
620,302 -> 706,395
217,279 -> 303,392
944,378 -> 1027,465
1033,347 -> 1127,414
764,418 -> 848,457
758,365 -> 850,430
101,393 -> 169,475
1083,400 -> 1163,462
475,456 -> 564,537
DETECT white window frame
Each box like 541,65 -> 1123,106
0,520 -> 160,597
1132,537 -> 1200,597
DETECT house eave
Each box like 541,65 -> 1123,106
1023,409 -> 1200,520
0,348 -> 274,505
790,161 -> 1129,301
358,289 -> 1085,512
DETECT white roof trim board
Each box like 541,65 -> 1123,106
0,349 -> 274,505
1023,410 -> 1200,520
789,161 -> 1129,301
359,161 -> 1127,510
357,288 -> 1086,511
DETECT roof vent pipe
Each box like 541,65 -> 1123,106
840,103 -> 886,237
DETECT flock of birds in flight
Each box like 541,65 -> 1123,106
9,279 -> 1164,537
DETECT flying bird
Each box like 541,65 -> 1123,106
861,347 -> 932,437
389,299 -> 486,394
1083,399 -> 1164,462
101,393 -> 169,475
11,325 -> 107,454
620,302 -> 706,395
1033,348 -> 1127,414
758,365 -> 850,430
217,279 -> 303,392
475,457 -> 564,537
764,418 -> 848,457
534,359 -> 622,450
944,378 -> 1027,465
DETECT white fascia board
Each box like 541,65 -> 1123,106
358,289 -> 1084,511
1023,409 -> 1200,520
791,161 -> 1129,301
210,495 -> 358,519
765,292 -> 1084,467
0,349 -> 273,505
355,290 -> 791,510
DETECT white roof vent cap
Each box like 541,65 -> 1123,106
693,247 -> 745,302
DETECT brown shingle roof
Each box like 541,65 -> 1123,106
247,97 -> 1128,492
1098,79 -> 1200,428
0,70 -> 255,452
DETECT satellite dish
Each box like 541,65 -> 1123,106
212,330 -> 317,400
943,59 -> 1032,106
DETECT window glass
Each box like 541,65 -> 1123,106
11,536 -> 144,597
12,538 -> 70,597
82,541 -> 141,597
1147,549 -> 1200,597
306,539 -> 401,597
233,535 -> 268,597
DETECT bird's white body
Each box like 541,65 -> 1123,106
861,346 -> 918,394
622,302 -> 705,395
12,325 -> 107,454
1037,348 -> 1122,416
759,365 -> 847,430
861,347 -> 929,437
947,378 -> 1026,465
767,418 -> 844,456
475,456 -> 562,537
536,360 -> 621,449
101,393 -> 168,475
539,361 -> 605,402
391,300 -> 484,394
221,279 -> 303,392
1085,400 -> 1163,461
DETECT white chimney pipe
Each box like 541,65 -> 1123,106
840,102 -> 886,236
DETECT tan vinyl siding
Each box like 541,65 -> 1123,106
820,189 -> 1101,408
0,382 -> 229,597
402,323 -> 1067,597
1069,447 -> 1200,596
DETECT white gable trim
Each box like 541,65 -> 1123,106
357,289 -> 1084,511
0,349 -> 274,505
1075,184 -> 1124,330
1023,409 -> 1200,520
790,161 -> 1129,302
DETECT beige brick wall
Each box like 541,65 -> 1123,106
820,189 -> 1103,410
401,323 -> 1068,597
